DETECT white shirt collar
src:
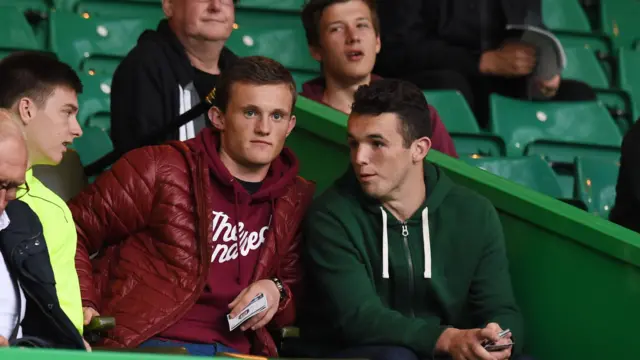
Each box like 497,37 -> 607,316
0,211 -> 10,232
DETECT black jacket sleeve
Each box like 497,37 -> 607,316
109,50 -> 175,155
375,0 -> 483,77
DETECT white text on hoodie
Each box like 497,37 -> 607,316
210,210 -> 269,264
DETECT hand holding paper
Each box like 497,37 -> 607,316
228,279 -> 280,331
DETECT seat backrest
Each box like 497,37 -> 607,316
291,71 -> 319,93
0,6 -> 40,51
236,0 -> 304,12
77,72 -> 112,130
464,156 -> 564,198
423,90 -> 480,133
50,11 -> 158,71
32,149 -> 88,201
72,125 -> 114,166
562,46 -> 609,88
618,47 -> 640,120
542,0 -> 591,33
228,10 -> 319,73
58,0 -> 164,19
0,0 -> 50,13
576,156 -> 619,218
490,94 -> 622,158
600,0 -> 640,50
542,0 -> 592,32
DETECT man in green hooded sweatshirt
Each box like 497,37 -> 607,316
302,79 -> 525,360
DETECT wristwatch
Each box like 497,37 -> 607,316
271,277 -> 287,302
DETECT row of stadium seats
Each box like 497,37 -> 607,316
0,0 -> 629,219
2,1 -> 640,128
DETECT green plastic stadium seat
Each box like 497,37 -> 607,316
576,156 -> 619,218
423,90 -> 479,133
0,0 -> 51,12
49,11 -> 157,73
424,91 -> 505,157
291,71 -> 318,93
618,47 -> 640,121
542,0 -> 612,78
463,156 -> 563,198
600,0 -> 640,50
78,72 -> 112,131
57,0 -> 163,19
562,47 -> 633,130
72,126 -> 114,167
563,46 -> 609,88
228,10 -> 320,75
489,94 -> 622,161
0,6 -> 41,52
595,90 -> 635,133
543,0 -> 591,32
236,0 -> 304,12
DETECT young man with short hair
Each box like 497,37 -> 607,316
0,51 -> 85,334
302,79 -> 524,360
72,56 -> 315,356
300,0 -> 458,158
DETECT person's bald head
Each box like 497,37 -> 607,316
0,110 -> 28,214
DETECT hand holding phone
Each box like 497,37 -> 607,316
482,328 -> 514,352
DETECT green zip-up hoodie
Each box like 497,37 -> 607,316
302,162 -> 523,357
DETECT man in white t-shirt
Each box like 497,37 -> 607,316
0,110 -> 29,346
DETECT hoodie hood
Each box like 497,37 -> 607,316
300,74 -> 383,105
336,162 -> 453,280
185,128 -> 299,204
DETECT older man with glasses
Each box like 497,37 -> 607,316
0,111 -> 84,349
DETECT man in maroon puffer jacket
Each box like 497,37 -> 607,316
68,56 -> 315,356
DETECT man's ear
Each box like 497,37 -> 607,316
309,45 -> 323,62
375,34 -> 381,54
162,0 -> 173,18
209,106 -> 225,131
16,98 -> 36,126
412,136 -> 432,163
285,115 -> 297,137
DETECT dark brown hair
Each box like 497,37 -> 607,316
352,79 -> 432,147
215,56 -> 297,112
0,51 -> 82,108
301,0 -> 380,47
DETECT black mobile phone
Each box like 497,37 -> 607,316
485,342 -> 514,352
482,328 -> 512,350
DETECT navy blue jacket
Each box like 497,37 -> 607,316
0,200 -> 85,349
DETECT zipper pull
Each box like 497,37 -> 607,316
401,223 -> 409,237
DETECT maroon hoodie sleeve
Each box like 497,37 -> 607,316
429,105 -> 459,158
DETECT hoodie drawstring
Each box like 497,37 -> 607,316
421,208 -> 432,279
379,207 -> 432,280
380,208 -> 390,279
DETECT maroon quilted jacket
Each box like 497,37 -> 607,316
68,139 -> 315,356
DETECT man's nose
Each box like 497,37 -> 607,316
346,26 -> 360,44
255,116 -> 271,135
70,116 -> 83,138
353,146 -> 369,165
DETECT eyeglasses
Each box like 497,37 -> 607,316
0,181 -> 29,200
16,182 -> 29,200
